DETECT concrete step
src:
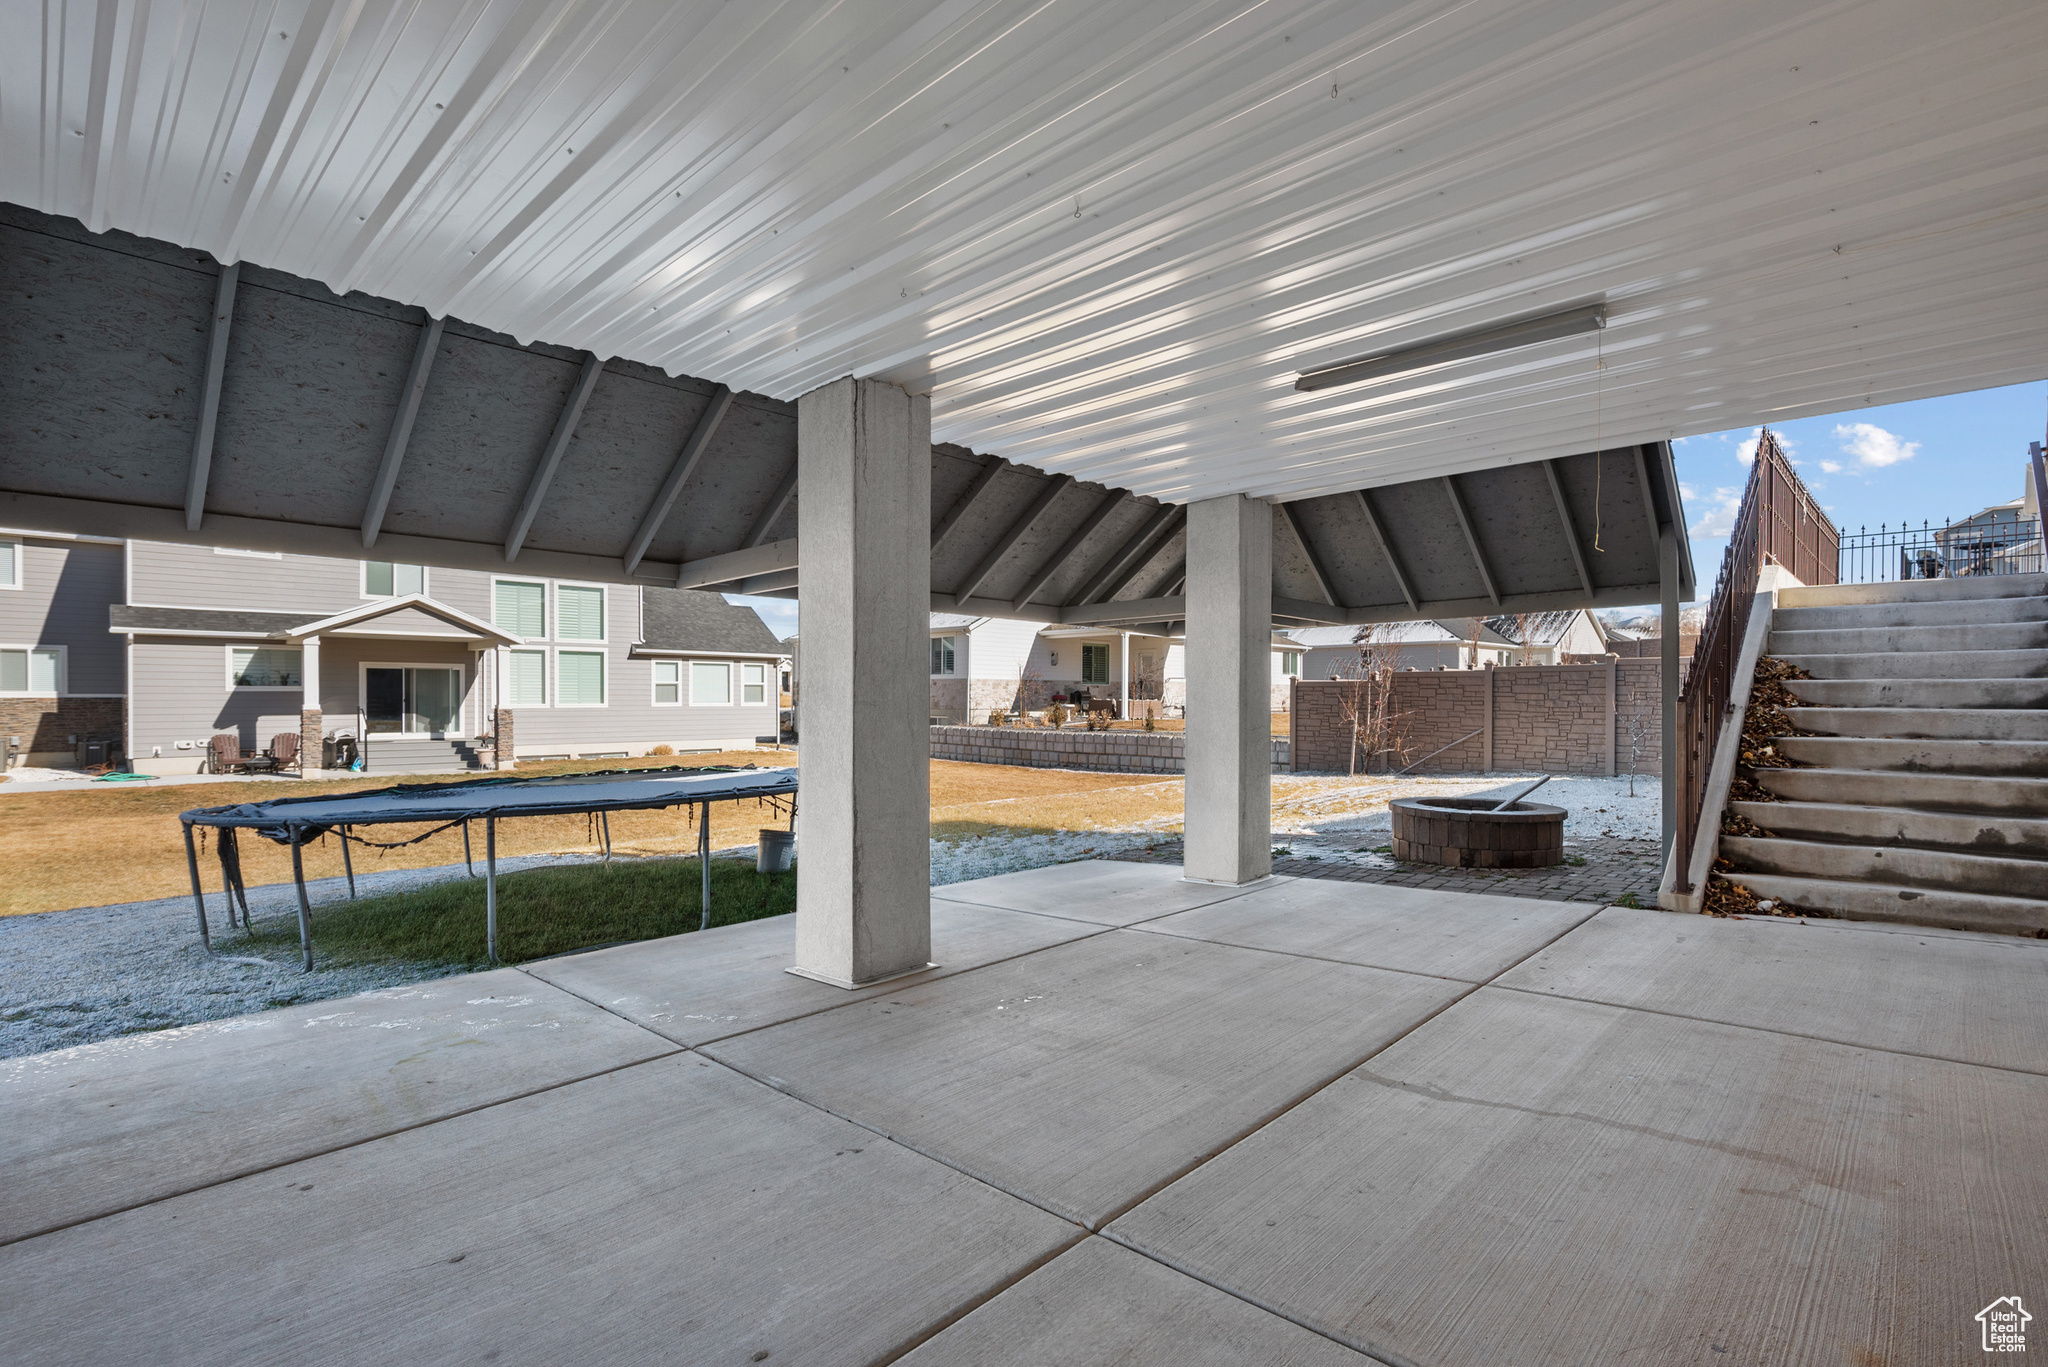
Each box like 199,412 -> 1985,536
1714,871 -> 2048,937
1777,574 -> 2048,609
1784,678 -> 2048,709
1722,834 -> 2048,899
1755,766 -> 2048,815
1771,735 -> 2048,777
1769,620 -> 2048,656
1785,707 -> 2048,741
362,738 -> 484,773
1771,595 -> 2048,632
1729,800 -> 2048,859
1773,648 -> 2048,680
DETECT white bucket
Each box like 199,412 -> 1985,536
757,828 -> 795,874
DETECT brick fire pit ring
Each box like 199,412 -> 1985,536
1388,796 -> 1567,869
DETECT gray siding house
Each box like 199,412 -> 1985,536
1,533 -> 785,774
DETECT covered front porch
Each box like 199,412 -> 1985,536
8,859 -> 2041,1364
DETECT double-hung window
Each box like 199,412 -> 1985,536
690,661 -> 731,706
653,660 -> 681,705
0,647 -> 61,694
740,663 -> 767,705
229,646 -> 301,688
494,581 -> 546,639
930,635 -> 957,676
364,561 -> 426,596
1081,643 -> 1110,685
0,539 -> 18,590
506,649 -> 547,706
557,585 -> 605,641
557,651 -> 605,706
1280,650 -> 1303,678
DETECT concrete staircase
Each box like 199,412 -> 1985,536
1718,573 -> 2048,937
360,738 -> 487,774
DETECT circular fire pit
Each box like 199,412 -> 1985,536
1389,796 -> 1567,869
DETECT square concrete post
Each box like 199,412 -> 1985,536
791,376 -> 933,988
1183,494 -> 1272,885
1660,525 -> 1681,863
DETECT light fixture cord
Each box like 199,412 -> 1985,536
1592,324 -> 1605,552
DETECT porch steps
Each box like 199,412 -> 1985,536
1717,575 -> 2048,936
360,739 -> 486,774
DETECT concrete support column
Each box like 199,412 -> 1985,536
791,376 -> 933,988
299,635 -> 321,771
1183,493 -> 1272,885
1660,525 -> 1681,863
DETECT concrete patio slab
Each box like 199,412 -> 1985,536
1135,877 -> 1600,982
1496,905 -> 2048,1073
0,969 -> 673,1246
898,1235 -> 1372,1365
1110,988 -> 2048,1367
525,898 -> 1106,1047
704,929 -> 1468,1228
0,1053 -> 1080,1366
932,859 -> 1282,925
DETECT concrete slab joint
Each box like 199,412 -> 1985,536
1183,493 -> 1272,886
791,376 -> 935,987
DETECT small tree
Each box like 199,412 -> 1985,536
1620,708 -> 1656,796
1330,626 -> 1413,775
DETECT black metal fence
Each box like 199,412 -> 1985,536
1838,516 -> 2042,583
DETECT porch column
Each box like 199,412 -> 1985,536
492,645 -> 514,771
1119,631 -> 1130,721
1183,493 -> 1272,885
299,635 -> 322,772
1660,525 -> 1681,863
790,376 -> 932,988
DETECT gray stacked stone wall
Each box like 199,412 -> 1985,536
929,725 -> 1288,774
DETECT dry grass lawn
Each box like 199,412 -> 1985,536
0,751 -> 1174,916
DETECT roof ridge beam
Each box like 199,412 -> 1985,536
1441,475 -> 1500,607
1352,489 -> 1416,612
954,473 -> 1072,603
184,262 -> 239,532
1543,459 -> 1594,596
623,384 -> 732,574
362,315 -> 444,549
1010,489 -> 1123,612
504,352 -> 605,561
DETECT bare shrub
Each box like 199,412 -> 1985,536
650,744 -> 674,756
1330,626 -> 1413,775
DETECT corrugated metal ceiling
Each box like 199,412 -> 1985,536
7,0 -> 2045,504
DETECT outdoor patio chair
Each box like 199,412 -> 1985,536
268,732 -> 301,773
208,734 -> 248,774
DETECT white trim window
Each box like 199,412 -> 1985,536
930,635 -> 958,676
740,662 -> 768,706
556,583 -> 606,642
1081,642 -> 1110,685
557,649 -> 606,706
652,659 -> 681,705
228,645 -> 302,689
1279,650 -> 1303,678
0,538 -> 18,590
494,579 -> 547,640
506,648 -> 547,706
0,645 -> 62,694
363,561 -> 426,597
689,660 -> 732,706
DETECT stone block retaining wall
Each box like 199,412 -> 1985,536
930,725 -> 1289,775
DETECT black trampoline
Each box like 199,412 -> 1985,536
180,766 -> 799,970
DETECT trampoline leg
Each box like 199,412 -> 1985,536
183,821 -> 212,953
289,825 -> 314,973
463,820 -> 474,878
485,816 -> 498,966
219,836 -> 237,929
341,825 -> 357,899
699,802 -> 711,931
601,810 -> 612,864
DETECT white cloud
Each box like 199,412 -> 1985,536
727,593 -> 797,640
1834,421 -> 1918,468
1819,460 -> 1844,474
1733,428 -> 1795,465
1688,486 -> 1744,540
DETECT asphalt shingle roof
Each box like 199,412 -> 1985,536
639,589 -> 785,655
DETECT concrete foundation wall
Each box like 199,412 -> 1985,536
1291,660 -> 1681,775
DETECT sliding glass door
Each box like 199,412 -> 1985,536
363,666 -> 464,737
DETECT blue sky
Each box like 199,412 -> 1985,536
1675,380 -> 2047,600
728,378 -> 2048,638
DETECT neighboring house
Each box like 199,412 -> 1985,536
1287,610 -> 1606,677
0,530 -> 126,767
926,615 -> 1298,722
0,534 -> 786,774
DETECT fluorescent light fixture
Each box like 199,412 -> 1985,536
1295,303 -> 1607,392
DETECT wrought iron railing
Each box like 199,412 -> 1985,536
1673,430 -> 1835,893
1839,517 -> 2043,583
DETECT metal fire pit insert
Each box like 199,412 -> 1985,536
1389,796 -> 1567,869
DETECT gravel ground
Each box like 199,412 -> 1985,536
0,852 -> 609,1061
